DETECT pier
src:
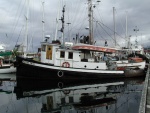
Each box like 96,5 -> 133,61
139,66 -> 150,113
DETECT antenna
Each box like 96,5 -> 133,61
133,26 -> 139,45
66,22 -> 71,42
133,26 -> 139,36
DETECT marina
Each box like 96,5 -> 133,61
0,0 -> 150,113
13,0 -> 148,79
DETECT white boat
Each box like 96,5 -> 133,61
0,45 -> 16,74
108,43 -> 147,71
110,9 -> 147,71
110,58 -> 146,70
15,41 -> 146,79
0,64 -> 16,74
0,57 -> 16,74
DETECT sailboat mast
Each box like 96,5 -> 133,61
24,0 -> 29,57
113,7 -> 116,47
125,11 -> 129,48
88,0 -> 94,45
42,1 -> 45,41
54,0 -> 61,40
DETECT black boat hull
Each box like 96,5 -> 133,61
15,56 -> 145,79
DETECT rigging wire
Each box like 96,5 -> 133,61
69,0 -> 83,28
94,21 -> 114,46
115,9 -> 126,38
92,1 -> 128,47
93,5 -> 126,40
27,0 -> 37,52
94,21 -> 105,40
94,19 -> 121,46
0,1 -> 23,49
97,20 -> 126,40
15,25 -> 24,47
68,0 -> 87,31
10,0 -> 26,46
64,0 -> 88,40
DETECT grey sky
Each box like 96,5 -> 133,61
0,0 -> 150,51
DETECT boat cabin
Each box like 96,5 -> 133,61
40,42 -> 119,70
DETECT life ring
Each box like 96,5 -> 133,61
57,70 -> 63,77
58,82 -> 64,88
62,62 -> 70,68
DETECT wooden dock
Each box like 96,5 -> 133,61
139,67 -> 150,113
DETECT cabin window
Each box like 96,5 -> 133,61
68,52 -> 73,59
60,51 -> 65,58
41,45 -> 46,51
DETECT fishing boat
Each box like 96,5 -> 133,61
15,40 -> 147,79
108,48 -> 147,76
113,42 -> 147,71
109,9 -> 147,72
0,56 -> 16,74
15,42 -> 124,78
14,0 -> 146,79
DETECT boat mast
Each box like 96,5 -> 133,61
42,1 -> 45,41
88,0 -> 94,45
24,0 -> 29,57
113,7 -> 116,47
125,11 -> 129,48
54,0 -> 61,41
133,26 -> 139,47
60,5 -> 65,46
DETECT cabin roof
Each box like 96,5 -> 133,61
72,43 -> 117,53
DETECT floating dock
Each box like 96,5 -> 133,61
139,66 -> 150,113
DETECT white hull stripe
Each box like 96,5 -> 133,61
23,61 -> 124,74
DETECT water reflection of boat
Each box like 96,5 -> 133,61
14,76 -> 125,98
0,74 -> 16,94
14,76 -> 145,113
14,78 -> 123,112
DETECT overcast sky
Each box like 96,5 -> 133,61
0,0 -> 150,51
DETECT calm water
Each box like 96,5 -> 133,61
0,74 -> 145,113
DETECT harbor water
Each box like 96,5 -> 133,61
0,73 -> 145,113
